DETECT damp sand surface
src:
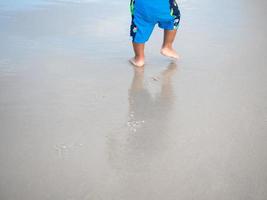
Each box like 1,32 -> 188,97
0,0 -> 267,199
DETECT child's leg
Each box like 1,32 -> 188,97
130,42 -> 145,67
158,0 -> 181,59
163,29 -> 177,49
160,30 -> 179,59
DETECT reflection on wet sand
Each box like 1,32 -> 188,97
108,62 -> 178,173
127,62 -> 177,153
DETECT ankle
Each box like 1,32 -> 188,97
162,44 -> 173,50
135,55 -> 144,61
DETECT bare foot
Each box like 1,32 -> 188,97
160,47 -> 179,60
129,57 -> 145,67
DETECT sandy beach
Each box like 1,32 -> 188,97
0,0 -> 267,199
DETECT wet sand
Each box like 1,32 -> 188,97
0,0 -> 267,199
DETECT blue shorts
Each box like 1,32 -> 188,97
130,0 -> 181,43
